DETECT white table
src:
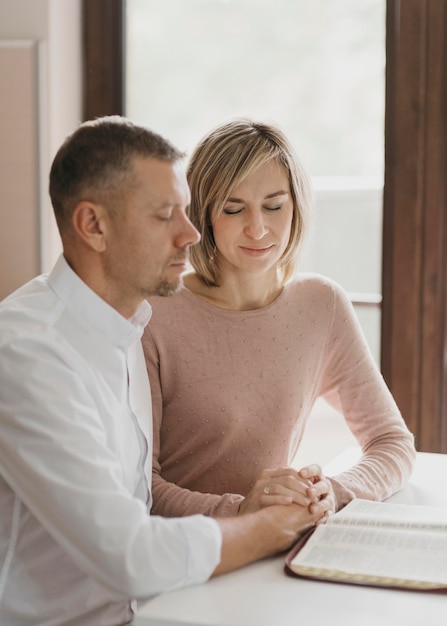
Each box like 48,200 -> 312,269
134,451 -> 447,626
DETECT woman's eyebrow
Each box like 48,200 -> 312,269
264,190 -> 289,199
226,190 -> 289,203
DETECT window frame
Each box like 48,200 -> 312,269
82,0 -> 124,120
381,0 -> 447,451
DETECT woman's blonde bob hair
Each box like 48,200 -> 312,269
187,117 -> 312,287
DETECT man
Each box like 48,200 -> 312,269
0,116 -> 334,625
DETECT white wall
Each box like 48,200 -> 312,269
0,0 -> 82,298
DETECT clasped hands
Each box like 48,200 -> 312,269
238,465 -> 335,524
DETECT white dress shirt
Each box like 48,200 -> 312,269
0,256 -> 221,626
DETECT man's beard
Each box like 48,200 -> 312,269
153,255 -> 188,297
154,277 -> 183,297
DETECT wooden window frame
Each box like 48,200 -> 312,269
382,0 -> 447,452
82,0 -> 447,451
83,0 -> 124,120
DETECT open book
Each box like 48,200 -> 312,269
285,498 -> 447,590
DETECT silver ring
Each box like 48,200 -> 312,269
263,486 -> 270,495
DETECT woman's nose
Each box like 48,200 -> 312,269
244,215 -> 268,240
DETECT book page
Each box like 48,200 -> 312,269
327,498 -> 447,532
290,500 -> 447,588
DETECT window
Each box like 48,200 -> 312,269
84,0 -> 447,451
126,0 -> 385,361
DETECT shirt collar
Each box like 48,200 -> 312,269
48,255 -> 152,350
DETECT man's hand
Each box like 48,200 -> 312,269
214,493 -> 334,577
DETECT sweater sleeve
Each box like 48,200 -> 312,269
318,280 -> 416,510
142,327 -> 244,518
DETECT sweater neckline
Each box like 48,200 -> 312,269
180,282 -> 291,317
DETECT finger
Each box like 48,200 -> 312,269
299,464 -> 323,482
267,480 -> 312,503
307,478 -> 332,501
263,483 -> 311,506
261,494 -> 294,508
273,475 -> 312,493
309,494 -> 335,517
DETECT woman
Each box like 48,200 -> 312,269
142,117 -> 416,518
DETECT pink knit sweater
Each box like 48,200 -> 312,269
143,274 -> 416,517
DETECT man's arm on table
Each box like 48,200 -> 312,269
214,499 -> 331,576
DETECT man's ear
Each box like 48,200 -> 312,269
71,201 -> 108,252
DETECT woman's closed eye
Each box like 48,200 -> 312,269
223,206 -> 244,215
223,204 -> 283,215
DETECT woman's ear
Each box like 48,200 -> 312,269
71,201 -> 108,252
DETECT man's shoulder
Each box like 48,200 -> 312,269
0,275 -> 64,345
1,274 -> 53,314
1,273 -> 48,305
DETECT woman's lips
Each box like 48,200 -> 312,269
239,245 -> 273,256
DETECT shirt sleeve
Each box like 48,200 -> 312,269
317,280 -> 416,510
0,333 -> 222,599
143,327 -> 244,518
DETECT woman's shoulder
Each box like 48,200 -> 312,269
287,272 -> 346,299
284,274 -> 358,337
284,274 -> 354,319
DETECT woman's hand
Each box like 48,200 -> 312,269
299,463 -> 336,523
238,467 -> 316,515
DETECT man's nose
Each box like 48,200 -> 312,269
176,212 -> 201,247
